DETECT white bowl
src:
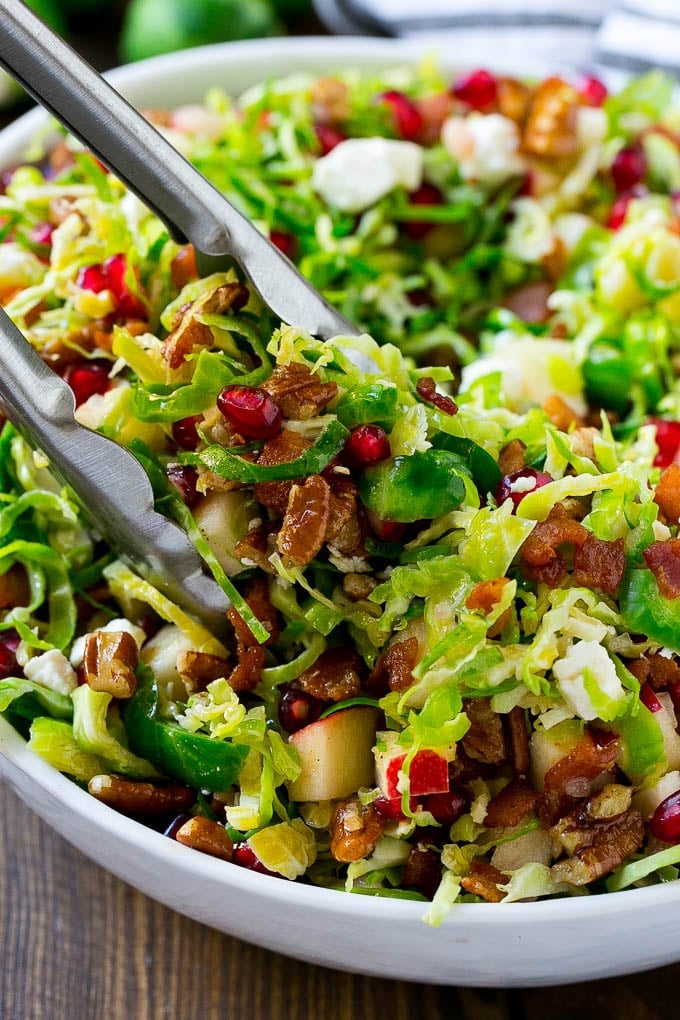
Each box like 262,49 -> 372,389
1,37 -> 678,988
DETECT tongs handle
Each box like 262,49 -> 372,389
0,0 -> 356,339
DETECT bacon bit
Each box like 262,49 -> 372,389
543,393 -> 583,432
295,647 -> 362,702
626,652 -> 680,691
496,76 -> 534,125
277,474 -> 331,568
234,523 -> 276,574
506,706 -> 531,778
573,534 -> 626,595
402,840 -> 442,900
484,778 -> 538,828
643,539 -> 680,599
538,730 -> 620,826
462,698 -> 507,765
460,860 -> 508,902
261,362 -> 337,421
498,439 -> 526,476
177,649 -> 231,695
0,564 -> 30,610
416,376 -> 458,416
170,245 -> 198,288
329,799 -> 384,863
310,76 -> 350,124
325,477 -> 363,555
654,463 -> 680,522
502,281 -> 552,324
522,77 -> 581,158
550,809 -> 644,886
368,636 -> 419,694
225,578 -> 278,693
465,577 -> 509,615
521,508 -> 588,587
161,283 -> 249,369
253,430 -> 312,516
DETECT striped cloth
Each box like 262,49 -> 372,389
313,0 -> 680,77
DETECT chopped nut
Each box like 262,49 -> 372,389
522,77 -> 581,158
571,426 -> 599,461
295,647 -> 362,702
177,649 -> 231,695
253,430 -> 312,516
538,731 -> 620,826
460,860 -> 508,902
311,76 -> 350,124
82,629 -> 139,699
325,477 -> 362,555
224,577 -> 277,693
175,816 -> 234,861
234,523 -> 277,574
462,698 -> 507,765
329,799 -> 384,863
402,841 -> 442,900
496,76 -> 534,125
262,362 -> 337,420
506,706 -> 531,778
342,573 -> 377,601
88,774 -> 195,815
550,810 -> 644,886
367,635 -> 419,694
485,778 -> 538,829
277,474 -> 331,567
161,283 -> 249,369
498,439 -> 526,476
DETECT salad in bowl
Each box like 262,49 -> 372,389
3,54 -> 680,926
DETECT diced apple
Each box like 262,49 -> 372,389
529,720 -> 583,793
193,490 -> 258,577
374,730 -> 453,799
632,770 -> 680,819
287,707 -> 379,803
655,693 -> 680,771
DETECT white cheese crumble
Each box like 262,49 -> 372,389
24,649 -> 78,696
441,113 -> 525,184
552,640 -> 626,722
508,476 -> 538,495
70,617 -> 146,667
311,137 -> 423,212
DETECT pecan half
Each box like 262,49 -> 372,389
175,816 -> 234,861
277,474 -> 331,567
253,430 -> 312,516
326,477 -> 362,555
262,362 -> 337,420
522,77 -> 581,158
329,799 -> 384,863
82,630 -> 139,699
462,698 -> 507,765
88,774 -> 194,815
295,647 -> 362,702
460,860 -> 508,902
550,809 -> 644,886
161,283 -> 249,369
177,650 -> 231,695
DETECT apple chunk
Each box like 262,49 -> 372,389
374,731 -> 453,799
287,707 -> 379,803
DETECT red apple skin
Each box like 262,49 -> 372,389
381,749 -> 450,799
286,707 -> 379,803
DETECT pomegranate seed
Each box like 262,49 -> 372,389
452,69 -> 497,111
576,75 -> 608,107
0,639 -> 20,680
77,262 -> 108,293
497,467 -> 553,511
649,418 -> 680,468
232,842 -> 279,876
217,385 -> 282,441
343,424 -> 391,468
611,144 -> 647,193
379,90 -> 424,142
374,795 -> 417,820
269,230 -> 297,260
172,415 -> 202,451
366,510 -> 407,543
416,376 -> 458,416
77,253 -> 146,319
66,360 -> 111,406
407,287 -> 432,307
422,788 -> 468,826
315,123 -> 346,155
640,683 -> 663,713
167,464 -> 199,508
668,680 -> 680,714
404,182 -> 443,239
29,221 -> 54,248
277,686 -> 323,733
651,788 -> 680,843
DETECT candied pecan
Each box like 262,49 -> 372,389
402,841 -> 442,900
82,630 -> 139,699
311,76 -> 350,124
505,706 -> 531,778
277,475 -> 331,568
543,393 -> 583,432
177,650 -> 231,695
175,816 -> 234,861
484,778 -> 538,829
496,76 -> 533,124
170,245 -> 197,288
161,283 -> 249,369
225,577 -> 277,693
462,697 -> 507,765
550,810 -> 644,886
326,477 -> 362,555
88,774 -> 194,815
253,430 -> 312,516
416,376 -> 458,416
465,578 -> 508,615
367,635 -> 419,694
262,362 -> 337,420
654,463 -> 680,522
521,509 -> 587,587
460,860 -> 508,902
0,564 -> 29,610
538,730 -> 620,826
502,281 -> 552,324
522,77 -> 581,158
329,799 -> 384,863
643,539 -> 680,599
573,534 -> 626,595
234,523 -> 276,574
498,439 -> 526,476
342,572 -> 376,601
295,647 -> 361,702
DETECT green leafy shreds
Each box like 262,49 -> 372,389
0,539 -> 76,650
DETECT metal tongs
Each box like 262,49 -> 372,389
0,0 -> 358,636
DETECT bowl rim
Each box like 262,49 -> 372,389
0,33 -> 673,927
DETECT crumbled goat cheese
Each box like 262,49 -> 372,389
441,113 -> 525,184
312,137 -> 423,212
552,640 -> 626,721
24,649 -> 78,696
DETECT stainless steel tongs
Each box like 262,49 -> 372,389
0,0 -> 358,635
